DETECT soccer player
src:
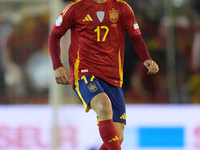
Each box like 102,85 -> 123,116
48,0 -> 159,149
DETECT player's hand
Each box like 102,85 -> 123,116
143,59 -> 159,74
54,67 -> 71,85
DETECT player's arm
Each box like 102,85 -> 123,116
54,67 -> 71,85
48,31 -> 71,85
130,35 -> 159,74
122,3 -> 159,74
48,4 -> 74,85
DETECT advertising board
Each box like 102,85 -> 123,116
0,104 -> 199,150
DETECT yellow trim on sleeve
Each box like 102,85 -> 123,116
116,0 -> 134,15
62,0 -> 82,15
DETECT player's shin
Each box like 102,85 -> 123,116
99,119 -> 121,150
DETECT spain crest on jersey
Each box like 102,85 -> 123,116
87,83 -> 98,93
109,8 -> 119,23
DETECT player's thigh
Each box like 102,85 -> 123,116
74,75 -> 109,113
90,92 -> 112,120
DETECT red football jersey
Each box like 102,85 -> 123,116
52,0 -> 141,88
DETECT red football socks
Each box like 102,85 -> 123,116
99,119 -> 121,150
99,143 -> 108,150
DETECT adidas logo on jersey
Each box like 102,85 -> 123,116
120,113 -> 126,120
82,14 -> 93,21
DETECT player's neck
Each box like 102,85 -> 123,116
93,0 -> 107,3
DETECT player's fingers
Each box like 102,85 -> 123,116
62,74 -> 71,85
148,61 -> 159,74
147,61 -> 154,74
154,64 -> 159,73
56,74 -> 68,85
55,76 -> 62,84
60,76 -> 67,85
55,74 -> 70,85
55,73 -> 67,84
152,63 -> 159,74
144,61 -> 150,70
151,62 -> 157,74
66,71 -> 71,84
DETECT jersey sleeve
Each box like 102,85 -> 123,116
131,35 -> 152,62
52,3 -> 75,36
122,3 -> 141,38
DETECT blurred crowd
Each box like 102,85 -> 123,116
0,0 -> 199,104
124,0 -> 200,103
0,2 -> 51,104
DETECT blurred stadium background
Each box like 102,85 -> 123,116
0,0 -> 200,150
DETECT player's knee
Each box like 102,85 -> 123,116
97,100 -> 112,118
90,93 -> 113,120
